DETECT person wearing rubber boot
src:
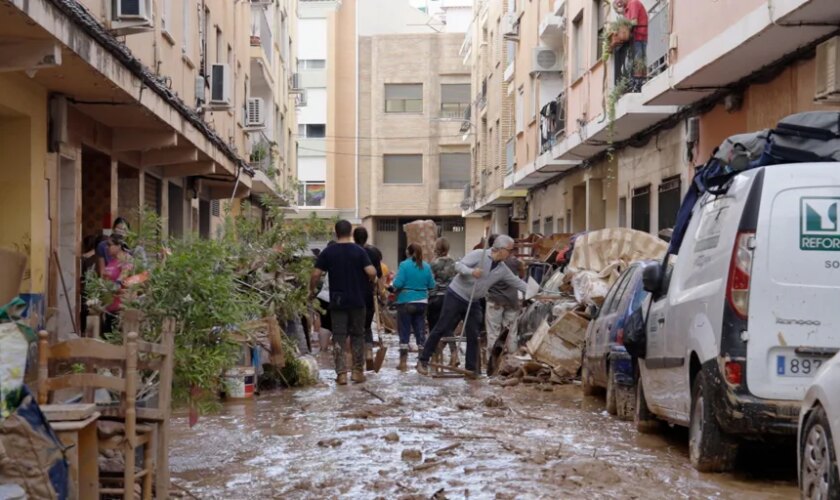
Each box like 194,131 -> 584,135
310,220 -> 377,385
352,227 -> 383,371
417,235 -> 528,377
428,238 -> 461,367
392,244 -> 436,371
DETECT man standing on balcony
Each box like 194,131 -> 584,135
614,0 -> 649,92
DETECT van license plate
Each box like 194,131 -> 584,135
776,356 -> 824,377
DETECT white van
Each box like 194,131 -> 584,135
636,163 -> 840,472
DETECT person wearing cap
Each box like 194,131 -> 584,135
484,234 -> 525,374
417,235 -> 527,376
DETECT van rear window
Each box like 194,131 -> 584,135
693,201 -> 730,253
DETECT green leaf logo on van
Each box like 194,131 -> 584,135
801,197 -> 840,251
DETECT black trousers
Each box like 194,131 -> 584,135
420,289 -> 482,373
364,295 -> 375,345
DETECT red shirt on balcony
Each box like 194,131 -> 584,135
624,0 -> 648,42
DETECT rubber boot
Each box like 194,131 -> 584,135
398,349 -> 408,372
336,372 -> 348,385
365,344 -> 374,371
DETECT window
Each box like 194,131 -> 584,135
572,12 -> 584,80
658,176 -> 681,231
530,77 -> 537,120
298,59 -> 326,70
440,84 -> 470,118
298,181 -> 326,207
377,219 -> 398,232
544,216 -> 554,234
383,154 -> 423,184
532,219 -> 540,235
619,196 -> 627,227
505,138 -> 515,174
161,0 -> 173,40
182,0 -> 193,59
631,185 -> 651,233
515,88 -> 524,133
594,0 -> 606,63
385,84 -> 423,113
566,209 -> 572,232
216,27 -> 223,63
299,124 -> 326,138
439,153 -> 470,190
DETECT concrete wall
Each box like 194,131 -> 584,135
0,73 -> 48,294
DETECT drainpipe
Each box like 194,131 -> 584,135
354,1 -> 360,222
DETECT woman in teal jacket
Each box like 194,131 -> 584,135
393,243 -> 436,371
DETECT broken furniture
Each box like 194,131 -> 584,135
40,404 -> 100,500
37,314 -> 175,500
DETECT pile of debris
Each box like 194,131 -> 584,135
494,228 -> 667,385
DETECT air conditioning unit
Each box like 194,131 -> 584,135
111,0 -> 153,34
295,90 -> 308,108
246,98 -> 266,128
210,63 -> 232,107
501,13 -> 519,39
511,199 -> 528,222
290,73 -> 302,91
816,36 -> 840,103
532,47 -> 564,74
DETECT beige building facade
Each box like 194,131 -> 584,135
464,0 -> 839,243
0,0 -> 297,337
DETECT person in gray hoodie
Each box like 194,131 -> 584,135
417,234 -> 527,376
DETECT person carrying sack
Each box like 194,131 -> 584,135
392,244 -> 436,371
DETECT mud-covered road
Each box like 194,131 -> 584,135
169,342 -> 799,499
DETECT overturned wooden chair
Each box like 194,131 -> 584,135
37,314 -> 175,499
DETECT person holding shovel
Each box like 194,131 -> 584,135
417,235 -> 528,377
392,243 -> 436,371
310,221 -> 377,385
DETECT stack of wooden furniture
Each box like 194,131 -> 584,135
37,313 -> 175,499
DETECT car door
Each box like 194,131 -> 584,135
641,255 -> 677,416
587,270 -> 631,386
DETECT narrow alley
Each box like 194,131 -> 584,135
169,343 -> 798,499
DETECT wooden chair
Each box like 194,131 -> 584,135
37,314 -> 175,499
37,330 -> 153,499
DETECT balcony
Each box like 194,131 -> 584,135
646,0 -> 669,80
250,6 -> 273,68
248,136 -> 280,197
539,15 -> 565,41
475,79 -> 487,113
643,0 -> 840,106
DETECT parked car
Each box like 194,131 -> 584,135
636,163 -> 840,472
799,352 -> 840,499
582,260 -> 656,421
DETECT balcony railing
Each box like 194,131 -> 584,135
539,94 -> 566,154
505,138 -> 515,175
249,136 -> 275,175
475,79 -> 488,111
646,0 -> 669,79
250,7 -> 273,65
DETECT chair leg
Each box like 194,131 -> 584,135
143,439 -> 153,500
124,441 -> 136,500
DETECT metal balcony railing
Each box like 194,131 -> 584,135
251,7 -> 273,65
646,0 -> 669,79
249,136 -> 275,175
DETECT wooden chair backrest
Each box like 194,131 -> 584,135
119,312 -> 176,423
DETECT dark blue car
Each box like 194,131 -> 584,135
581,260 -> 656,421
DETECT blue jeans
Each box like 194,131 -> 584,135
420,289 -> 483,373
398,303 -> 427,348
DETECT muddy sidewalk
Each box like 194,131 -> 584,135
169,345 -> 798,499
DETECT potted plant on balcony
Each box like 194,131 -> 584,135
602,17 -> 635,62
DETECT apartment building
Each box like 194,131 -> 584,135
465,0 -> 840,240
351,0 -> 480,268
0,0 -> 297,339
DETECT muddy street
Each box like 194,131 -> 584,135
169,342 -> 798,499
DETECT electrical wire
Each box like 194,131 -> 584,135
292,133 -> 474,140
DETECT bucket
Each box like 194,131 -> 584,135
222,366 -> 256,399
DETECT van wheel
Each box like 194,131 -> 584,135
801,405 -> 840,500
581,351 -> 597,396
634,373 -> 659,433
689,370 -> 739,472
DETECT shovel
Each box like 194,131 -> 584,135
372,297 -> 388,373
